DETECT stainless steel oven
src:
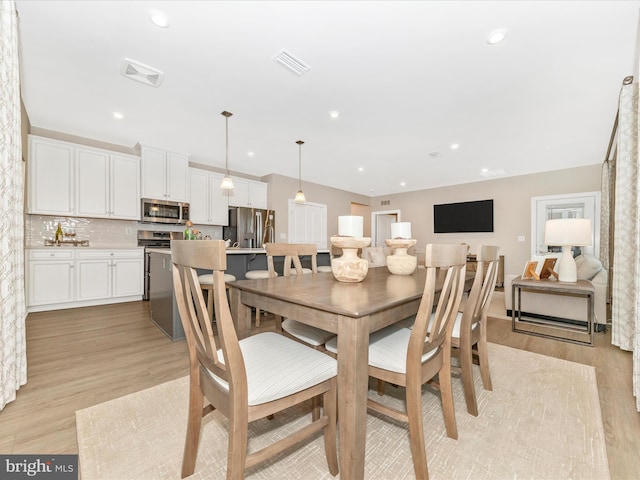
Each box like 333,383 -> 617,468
141,198 -> 189,225
138,231 -> 181,300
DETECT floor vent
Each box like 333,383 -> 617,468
272,49 -> 310,76
120,58 -> 164,87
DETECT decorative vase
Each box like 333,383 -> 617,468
330,236 -> 371,283
385,238 -> 418,275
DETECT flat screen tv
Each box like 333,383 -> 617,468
433,199 -> 494,233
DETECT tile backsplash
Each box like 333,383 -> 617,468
26,215 -> 224,247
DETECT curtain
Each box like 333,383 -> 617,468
611,82 -> 640,411
0,0 -> 27,410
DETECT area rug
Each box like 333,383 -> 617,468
76,343 -> 609,479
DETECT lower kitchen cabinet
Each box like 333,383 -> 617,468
27,248 -> 144,312
28,250 -> 75,306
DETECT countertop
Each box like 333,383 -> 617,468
146,247 -> 330,255
27,245 -> 144,250
146,247 -> 268,255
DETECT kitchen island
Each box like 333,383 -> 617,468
146,246 -> 330,340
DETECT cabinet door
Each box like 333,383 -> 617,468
166,152 -> 188,202
208,173 -> 229,225
76,259 -> 112,300
248,181 -> 268,209
28,136 -> 75,215
227,177 -> 249,207
76,147 -> 109,218
28,260 -> 75,306
188,169 -> 211,224
111,154 -> 140,220
140,147 -> 167,200
112,258 -> 143,297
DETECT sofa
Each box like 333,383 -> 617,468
504,253 -> 608,328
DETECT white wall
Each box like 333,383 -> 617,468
368,164 -> 602,277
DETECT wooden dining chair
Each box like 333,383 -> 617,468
265,243 -> 337,350
450,245 -> 500,416
365,243 -> 467,479
171,240 -> 339,479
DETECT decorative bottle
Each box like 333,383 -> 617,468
55,223 -> 63,245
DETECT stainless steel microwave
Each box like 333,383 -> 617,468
141,198 -> 189,224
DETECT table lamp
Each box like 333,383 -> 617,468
543,218 -> 592,282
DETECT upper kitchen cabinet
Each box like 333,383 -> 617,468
140,145 -> 189,203
227,177 -> 268,209
188,168 -> 229,226
27,136 -> 75,215
75,147 -> 140,220
27,135 -> 140,220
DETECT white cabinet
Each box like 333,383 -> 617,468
27,136 -> 75,215
188,168 -> 229,225
140,145 -> 189,202
28,135 -> 140,220
76,250 -> 143,301
27,248 -> 143,312
227,177 -> 268,209
75,147 -> 140,220
27,250 -> 75,306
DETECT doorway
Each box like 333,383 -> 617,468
371,210 -> 401,247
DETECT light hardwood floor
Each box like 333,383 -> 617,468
1,297 -> 639,479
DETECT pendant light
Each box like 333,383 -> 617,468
295,140 -> 306,202
220,111 -> 234,190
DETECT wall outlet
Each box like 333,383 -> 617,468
280,233 -> 287,239
517,235 -> 525,242
125,227 -> 132,235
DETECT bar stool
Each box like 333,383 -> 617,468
198,273 -> 237,321
244,269 -> 277,326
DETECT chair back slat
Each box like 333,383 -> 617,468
265,243 -> 318,276
172,240 -> 246,391
408,244 -> 467,364
462,245 -> 500,332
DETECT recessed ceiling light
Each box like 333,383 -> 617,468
400,182 -> 406,187
112,112 -> 124,120
329,111 -> 340,119
150,12 -> 170,28
481,168 -> 489,173
358,167 -> 364,172
450,143 -> 459,150
428,151 -> 442,158
487,29 -> 507,45
247,151 -> 255,157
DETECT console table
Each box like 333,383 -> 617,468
511,276 -> 594,346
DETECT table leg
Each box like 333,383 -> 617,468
337,315 -> 369,480
229,287 -> 251,339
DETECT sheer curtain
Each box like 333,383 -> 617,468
0,0 -> 27,410
611,81 -> 640,411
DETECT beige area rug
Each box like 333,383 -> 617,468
76,343 -> 609,479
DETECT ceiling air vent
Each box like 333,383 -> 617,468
272,49 -> 310,76
120,58 -> 164,87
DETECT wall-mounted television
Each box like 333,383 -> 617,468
433,199 -> 494,233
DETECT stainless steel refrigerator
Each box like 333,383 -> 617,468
224,207 -> 275,248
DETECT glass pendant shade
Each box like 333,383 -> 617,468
295,140 -> 305,202
220,111 -> 234,190
220,175 -> 234,190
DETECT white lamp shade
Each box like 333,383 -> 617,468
544,218 -> 592,247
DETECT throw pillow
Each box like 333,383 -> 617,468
367,247 -> 387,266
575,254 -> 603,280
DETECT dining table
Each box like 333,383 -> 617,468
228,266 -> 430,480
